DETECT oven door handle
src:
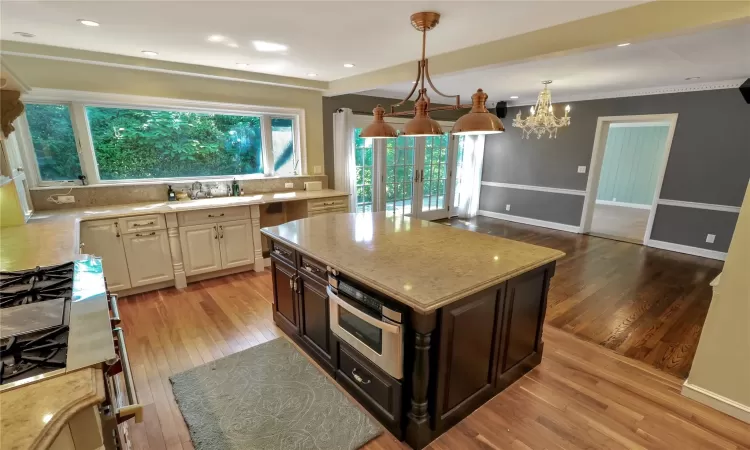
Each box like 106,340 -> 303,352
112,327 -> 143,423
327,287 -> 401,334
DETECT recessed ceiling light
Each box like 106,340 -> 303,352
141,50 -> 159,57
12,32 -> 35,38
343,63 -> 355,68
252,40 -> 288,52
236,63 -> 248,68
685,76 -> 701,81
227,42 -> 239,48
307,73 -> 318,77
509,96 -> 519,99
78,19 -> 100,27
617,42 -> 631,47
207,34 -> 226,43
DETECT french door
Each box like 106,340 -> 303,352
353,117 -> 459,220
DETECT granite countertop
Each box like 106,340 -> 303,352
261,212 -> 565,313
0,189 -> 348,271
0,368 -> 105,450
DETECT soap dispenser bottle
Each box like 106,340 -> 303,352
232,178 -> 240,197
167,185 -> 176,201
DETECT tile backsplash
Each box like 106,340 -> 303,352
30,175 -> 328,211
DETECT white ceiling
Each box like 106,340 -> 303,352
0,0 -> 641,81
361,21 -> 750,104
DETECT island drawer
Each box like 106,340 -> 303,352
299,254 -> 327,283
177,206 -> 250,226
336,341 -> 401,428
270,240 -> 295,266
121,214 -> 166,234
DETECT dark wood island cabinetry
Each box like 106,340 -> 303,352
263,213 -> 563,449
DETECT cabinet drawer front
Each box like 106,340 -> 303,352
299,255 -> 327,283
338,344 -> 397,416
308,197 -> 347,211
121,214 -> 166,234
270,240 -> 295,266
177,206 -> 250,226
309,207 -> 349,217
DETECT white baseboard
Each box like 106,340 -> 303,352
595,199 -> 652,210
478,210 -> 581,233
646,239 -> 727,261
682,380 -> 750,424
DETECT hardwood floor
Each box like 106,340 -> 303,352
590,204 -> 650,244
442,216 -> 722,380
117,271 -> 747,450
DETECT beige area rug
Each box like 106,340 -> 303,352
170,338 -> 382,450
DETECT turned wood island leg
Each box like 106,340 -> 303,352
406,311 -> 437,450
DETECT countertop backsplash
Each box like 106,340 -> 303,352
30,175 -> 328,211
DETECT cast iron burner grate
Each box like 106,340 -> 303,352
0,262 -> 74,308
0,325 -> 69,385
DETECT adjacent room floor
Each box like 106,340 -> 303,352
118,269 -> 746,450
589,203 -> 650,243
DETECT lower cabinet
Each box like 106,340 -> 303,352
298,272 -> 333,368
80,219 -> 132,291
121,230 -> 174,287
179,219 -> 254,276
271,258 -> 298,334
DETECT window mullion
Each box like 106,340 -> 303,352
69,103 -> 101,185
261,115 -> 273,176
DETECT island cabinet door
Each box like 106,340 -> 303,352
298,272 -> 333,371
271,258 -> 299,335
433,283 -> 506,432
495,263 -> 554,385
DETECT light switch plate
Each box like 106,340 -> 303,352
313,166 -> 322,174
706,234 -> 716,244
57,195 -> 75,204
284,182 -> 294,188
505,204 -> 511,211
578,166 -> 587,173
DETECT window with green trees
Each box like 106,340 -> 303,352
21,100 -> 301,185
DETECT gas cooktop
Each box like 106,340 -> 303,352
0,325 -> 69,386
0,262 -> 74,309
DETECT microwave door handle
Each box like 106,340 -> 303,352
327,287 -> 401,335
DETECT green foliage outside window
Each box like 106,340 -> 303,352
25,104 -> 82,181
85,106 -> 264,180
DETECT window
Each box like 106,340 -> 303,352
454,136 -> 466,208
86,106 -> 263,180
25,104 -> 82,182
20,94 -> 304,186
353,128 -> 374,212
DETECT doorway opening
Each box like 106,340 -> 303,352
580,114 -> 678,245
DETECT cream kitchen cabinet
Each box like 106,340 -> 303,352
179,219 -> 254,276
121,230 -> 174,287
80,219 -> 132,291
179,223 -> 222,276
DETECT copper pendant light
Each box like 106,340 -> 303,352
452,89 -> 505,135
360,105 -> 398,139
360,11 -> 503,138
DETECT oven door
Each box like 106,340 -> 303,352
328,287 -> 404,379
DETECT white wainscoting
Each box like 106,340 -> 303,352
595,199 -> 652,209
657,199 -> 741,213
477,210 -> 581,233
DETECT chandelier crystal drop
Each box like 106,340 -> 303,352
360,12 -> 504,138
512,81 -> 571,139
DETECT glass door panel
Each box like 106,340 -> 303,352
384,136 -> 415,218
354,128 -> 375,212
417,134 -> 451,220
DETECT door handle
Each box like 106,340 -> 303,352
208,213 -> 225,218
420,169 -> 425,183
132,221 -> 155,227
213,225 -> 218,240
134,232 -> 156,237
219,225 -> 224,239
114,222 -> 121,237
352,368 -> 371,385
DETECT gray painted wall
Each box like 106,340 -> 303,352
480,88 -> 749,253
322,94 -> 464,182
479,185 -> 584,226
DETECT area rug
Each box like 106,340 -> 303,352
170,338 -> 382,450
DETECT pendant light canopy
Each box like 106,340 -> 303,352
452,89 -> 505,135
360,12 -> 504,139
361,105 -> 398,139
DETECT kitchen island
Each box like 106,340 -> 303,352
261,213 -> 565,449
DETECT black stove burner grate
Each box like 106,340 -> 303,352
0,325 -> 69,385
0,262 -> 74,309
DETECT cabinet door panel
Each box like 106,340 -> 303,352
80,219 -> 131,291
122,230 -> 174,287
500,269 -> 546,373
218,219 -> 254,269
299,274 -> 332,367
179,223 -> 222,276
271,259 -> 298,333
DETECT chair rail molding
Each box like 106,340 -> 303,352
480,181 -> 585,196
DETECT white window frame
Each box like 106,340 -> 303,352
20,89 -> 307,187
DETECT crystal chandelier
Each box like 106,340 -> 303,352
360,12 -> 504,138
512,81 -> 571,139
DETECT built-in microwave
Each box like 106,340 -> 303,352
328,276 -> 404,379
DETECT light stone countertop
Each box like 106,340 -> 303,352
261,212 -> 565,313
0,368 -> 105,450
